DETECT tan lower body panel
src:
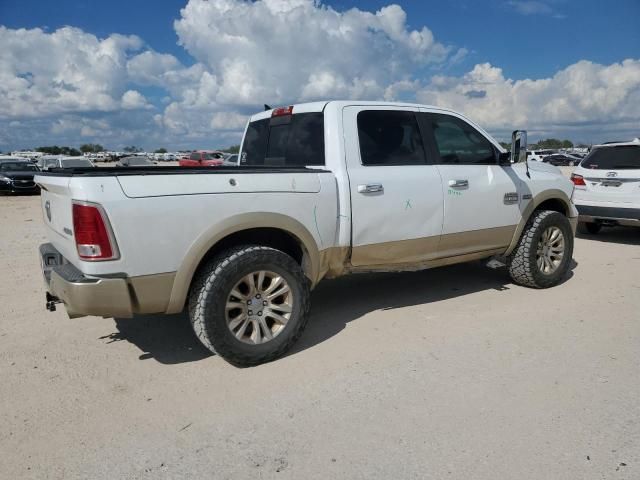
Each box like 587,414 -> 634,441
349,247 -> 506,274
437,225 -> 516,258
129,272 -> 176,314
348,225 -> 515,272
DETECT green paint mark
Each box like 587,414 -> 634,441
405,199 -> 412,210
313,205 -> 324,247
448,189 -> 462,196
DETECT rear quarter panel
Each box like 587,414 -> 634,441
62,172 -> 339,282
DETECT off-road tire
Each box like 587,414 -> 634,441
578,221 -> 601,235
507,210 -> 574,288
188,245 -> 311,367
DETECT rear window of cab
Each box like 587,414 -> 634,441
240,112 -> 325,166
581,146 -> 640,170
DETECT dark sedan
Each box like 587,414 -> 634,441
0,159 -> 40,194
543,154 -> 582,166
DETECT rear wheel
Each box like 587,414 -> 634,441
188,245 -> 311,367
507,210 -> 574,288
578,221 -> 601,234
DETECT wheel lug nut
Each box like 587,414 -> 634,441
247,300 -> 252,305
248,310 -> 253,315
258,311 -> 262,316
263,301 -> 267,306
256,294 -> 261,299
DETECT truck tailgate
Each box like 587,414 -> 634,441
36,175 -> 78,262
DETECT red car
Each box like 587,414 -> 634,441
179,150 -> 225,167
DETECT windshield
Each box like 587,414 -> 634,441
581,146 -> 640,170
61,159 -> 93,168
0,162 -> 37,172
203,153 -> 223,160
129,158 -> 152,165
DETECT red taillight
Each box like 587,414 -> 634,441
570,173 -> 586,186
72,202 -> 118,261
271,106 -> 293,117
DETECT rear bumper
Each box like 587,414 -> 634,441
40,243 -> 175,318
576,205 -> 640,227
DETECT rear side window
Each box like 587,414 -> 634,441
241,112 -> 325,166
357,110 -> 427,166
427,114 -> 496,165
189,152 -> 199,160
581,146 -> 640,170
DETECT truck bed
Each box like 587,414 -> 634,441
37,165 -> 329,177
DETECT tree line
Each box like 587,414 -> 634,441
24,144 -> 241,155
499,138 -> 591,151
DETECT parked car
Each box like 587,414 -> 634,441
179,150 -> 225,167
39,156 -> 95,170
37,101 -> 577,366
543,153 -> 582,166
527,149 -> 557,162
0,158 -> 40,194
116,156 -> 156,167
222,154 -> 239,166
571,138 -> 640,234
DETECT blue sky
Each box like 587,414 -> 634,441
0,0 -> 639,150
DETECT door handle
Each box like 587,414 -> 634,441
357,183 -> 384,194
448,179 -> 469,188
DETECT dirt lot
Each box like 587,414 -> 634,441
1,183 -> 639,479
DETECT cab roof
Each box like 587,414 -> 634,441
249,100 -> 461,122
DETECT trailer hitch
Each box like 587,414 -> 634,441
46,292 -> 61,312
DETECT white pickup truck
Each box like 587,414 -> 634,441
37,101 -> 578,366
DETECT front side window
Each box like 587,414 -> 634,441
189,152 -> 200,160
428,114 -> 496,165
357,110 -> 427,166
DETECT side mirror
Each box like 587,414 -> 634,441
498,152 -> 511,165
510,130 -> 527,164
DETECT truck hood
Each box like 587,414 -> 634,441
527,160 -> 563,176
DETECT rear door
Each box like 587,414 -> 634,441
343,106 -> 444,267
420,111 -> 523,257
577,146 -> 640,205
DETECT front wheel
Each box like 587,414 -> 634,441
188,245 -> 311,367
507,210 -> 574,288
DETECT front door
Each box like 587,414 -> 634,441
420,111 -> 523,257
343,106 -> 444,267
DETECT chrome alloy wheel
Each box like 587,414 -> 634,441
536,226 -> 565,274
225,270 -> 293,345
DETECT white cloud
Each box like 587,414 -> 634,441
417,59 -> 640,139
507,1 -> 553,15
121,90 -> 151,109
0,0 -> 638,150
0,26 -> 143,118
172,0 -> 452,106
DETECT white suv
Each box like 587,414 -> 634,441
571,139 -> 640,233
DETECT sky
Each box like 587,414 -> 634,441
0,0 -> 639,151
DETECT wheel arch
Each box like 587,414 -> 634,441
165,213 -> 321,314
504,190 -> 575,256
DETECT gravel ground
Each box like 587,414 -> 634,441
1,172 -> 639,479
